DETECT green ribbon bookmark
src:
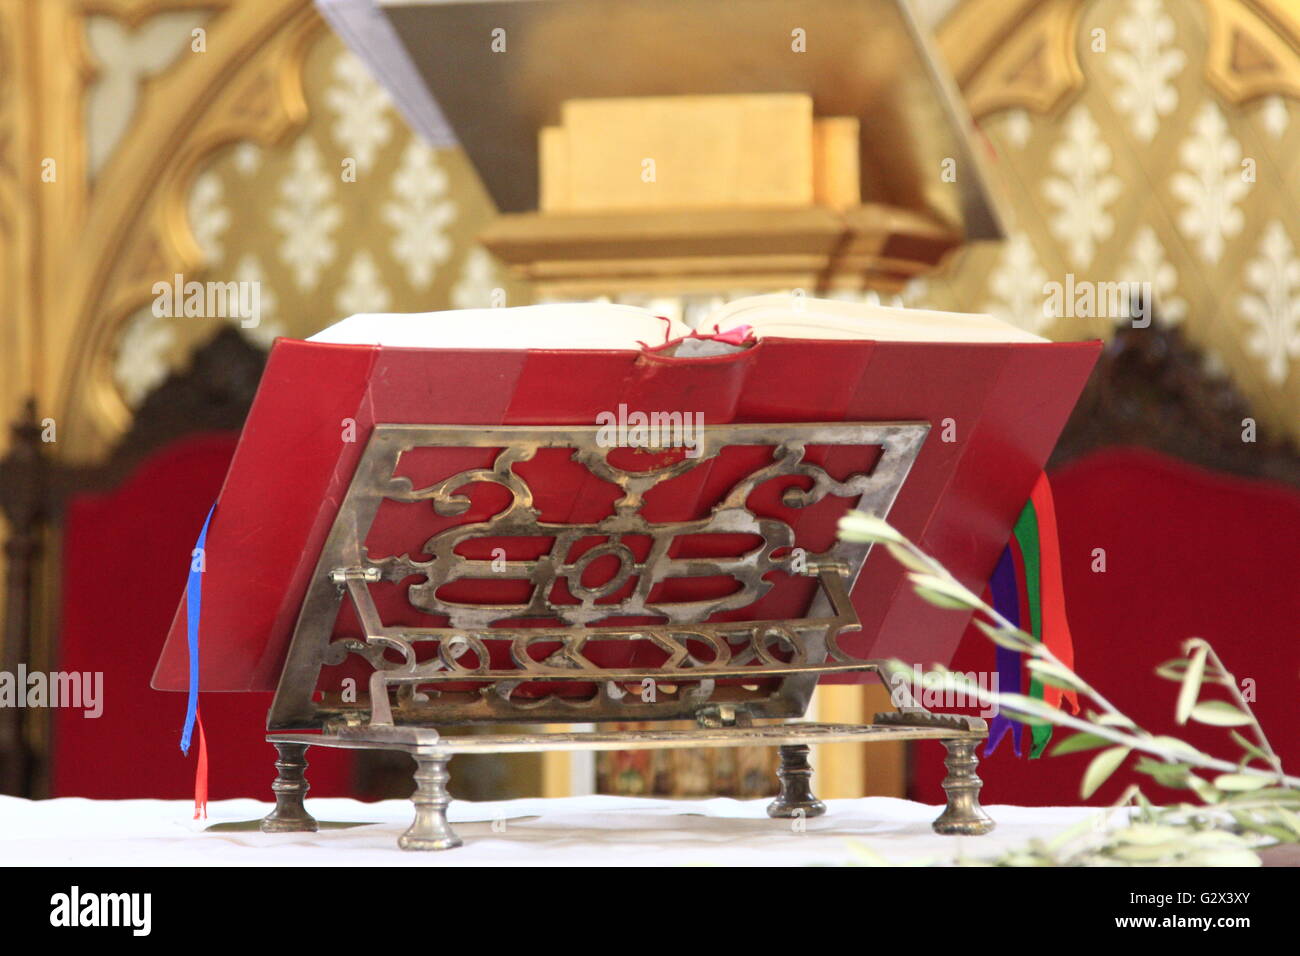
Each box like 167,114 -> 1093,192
1012,500 -> 1053,758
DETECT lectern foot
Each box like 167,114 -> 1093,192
260,741 -> 319,833
932,737 -> 994,835
767,744 -> 826,819
399,753 -> 461,850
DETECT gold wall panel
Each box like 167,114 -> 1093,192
929,0 -> 1300,447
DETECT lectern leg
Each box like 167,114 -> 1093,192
766,744 -> 827,819
260,742 -> 319,833
399,752 -> 461,851
932,738 -> 995,835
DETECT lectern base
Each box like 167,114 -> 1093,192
267,720 -> 992,850
399,754 -> 461,851
931,737 -> 996,836
259,741 -> 318,833
766,744 -> 826,819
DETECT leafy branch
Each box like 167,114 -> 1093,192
837,510 -> 1300,863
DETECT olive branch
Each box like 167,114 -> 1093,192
837,510 -> 1300,865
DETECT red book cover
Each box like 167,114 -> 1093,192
152,334 -> 1100,710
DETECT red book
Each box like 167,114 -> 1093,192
152,299 -> 1099,721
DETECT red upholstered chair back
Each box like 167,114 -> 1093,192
50,433 -> 356,799
912,446 -> 1300,806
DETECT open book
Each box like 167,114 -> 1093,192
308,294 -> 1048,350
159,291 -> 1096,694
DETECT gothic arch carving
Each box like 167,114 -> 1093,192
55,0 -> 321,461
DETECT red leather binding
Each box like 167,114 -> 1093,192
152,335 -> 1100,695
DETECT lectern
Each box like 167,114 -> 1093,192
264,421 -> 995,848
153,325 -> 1098,849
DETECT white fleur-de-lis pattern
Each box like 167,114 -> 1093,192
383,140 -> 457,289
1042,106 -> 1123,268
123,30 -> 520,418
325,49 -> 394,174
1170,102 -> 1251,265
897,3 -> 1300,437
1107,0 -> 1185,143
1239,221 -> 1300,386
114,309 -> 177,408
187,170 -> 230,264
273,137 -> 341,290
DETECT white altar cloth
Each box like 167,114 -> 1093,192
0,794 -> 1110,866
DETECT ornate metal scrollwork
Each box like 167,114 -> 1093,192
268,422 -> 927,730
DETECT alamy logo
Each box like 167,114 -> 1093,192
595,404 -> 705,458
1043,274 -> 1153,327
50,886 -> 151,936
0,666 -> 102,718
152,273 -> 260,328
887,667 -> 1000,717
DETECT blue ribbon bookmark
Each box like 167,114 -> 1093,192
181,504 -> 215,755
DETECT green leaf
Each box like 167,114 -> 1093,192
1228,787 -> 1300,803
1189,774 -> 1222,804
924,670 -> 979,696
837,512 -> 903,544
907,573 -> 978,609
1276,807 -> 1300,838
1189,700 -> 1252,727
996,693 -> 1057,726
1026,659 -> 1089,693
1135,791 -> 1155,820
1149,735 -> 1208,761
1155,658 -> 1190,682
1094,713 -> 1137,729
1081,746 -> 1131,799
1134,758 -> 1191,788
1156,656 -> 1188,672
1175,644 -> 1208,724
1183,829 -> 1252,849
1213,773 -> 1270,792
1221,788 -> 1284,806
1230,730 -> 1272,765
1050,732 -> 1110,756
883,542 -> 933,574
974,618 -> 1036,653
1158,659 -> 1230,685
1228,811 -> 1295,843
912,586 -> 972,611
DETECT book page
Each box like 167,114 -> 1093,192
308,294 -> 1047,350
308,303 -> 690,350
705,293 -> 1048,344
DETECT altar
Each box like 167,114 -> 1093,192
0,794 -> 1112,867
